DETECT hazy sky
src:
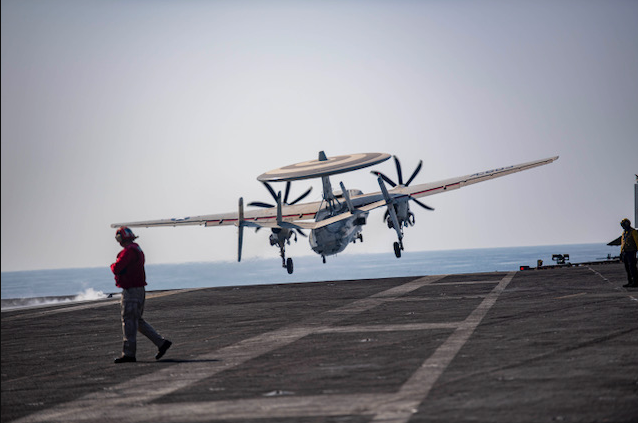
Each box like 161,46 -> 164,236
2,0 -> 637,272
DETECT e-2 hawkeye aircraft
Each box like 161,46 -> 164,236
111,151 -> 558,274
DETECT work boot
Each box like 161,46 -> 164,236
155,340 -> 172,360
114,355 -> 136,363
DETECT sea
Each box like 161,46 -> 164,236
1,243 -> 620,310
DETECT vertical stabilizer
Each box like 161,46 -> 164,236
318,151 -> 336,209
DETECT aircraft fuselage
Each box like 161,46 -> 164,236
309,206 -> 367,257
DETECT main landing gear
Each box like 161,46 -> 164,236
279,244 -> 294,274
394,240 -> 404,258
269,228 -> 298,274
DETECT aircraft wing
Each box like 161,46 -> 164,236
301,156 -> 559,229
111,156 -> 558,231
315,156 -> 560,226
394,156 -> 559,200
110,201 -> 323,230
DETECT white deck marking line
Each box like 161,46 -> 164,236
431,281 -> 500,285
14,275 -> 445,423
387,295 -> 488,302
34,395 -> 390,421
554,292 -> 587,300
316,322 -> 461,333
370,271 -> 516,422
587,266 -> 638,302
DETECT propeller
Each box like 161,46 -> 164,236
372,155 -> 434,225
409,195 -> 434,211
248,181 -> 311,237
371,155 -> 423,188
248,181 -> 312,209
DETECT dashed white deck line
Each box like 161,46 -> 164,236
15,273 -> 515,423
316,322 -> 461,333
587,266 -> 638,302
431,280 -> 502,285
388,295 -> 488,302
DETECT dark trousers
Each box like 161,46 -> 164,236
623,251 -> 638,286
121,287 -> 164,357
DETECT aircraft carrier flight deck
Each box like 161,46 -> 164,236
2,263 -> 637,422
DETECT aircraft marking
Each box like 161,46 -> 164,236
469,165 -> 515,178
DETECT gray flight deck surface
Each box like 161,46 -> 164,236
2,264 -> 637,422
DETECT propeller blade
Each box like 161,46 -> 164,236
377,176 -> 403,243
276,191 -> 282,223
370,171 -> 397,187
383,209 -> 389,222
263,181 -> 278,203
394,156 -> 404,186
295,228 -> 308,237
238,197 -> 244,262
247,201 -> 274,208
409,196 -> 434,211
405,160 -> 423,186
288,186 -> 313,205
283,181 -> 291,205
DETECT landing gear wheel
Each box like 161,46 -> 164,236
286,257 -> 294,274
394,242 -> 402,258
322,255 -> 326,264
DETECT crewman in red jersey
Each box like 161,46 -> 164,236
111,227 -> 172,363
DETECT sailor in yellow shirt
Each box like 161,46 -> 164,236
620,218 -> 638,288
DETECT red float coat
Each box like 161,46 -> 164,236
111,242 -> 147,289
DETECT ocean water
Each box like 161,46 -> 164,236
1,243 -> 619,309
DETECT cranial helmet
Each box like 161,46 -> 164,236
115,226 -> 138,243
620,218 -> 631,228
